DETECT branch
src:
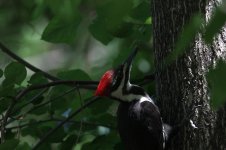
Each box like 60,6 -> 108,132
1,99 -> 16,143
6,118 -> 115,130
7,87 -> 78,123
0,42 -> 96,142
24,87 -> 77,115
10,89 -> 122,123
0,43 -> 73,141
11,89 -> 48,115
15,80 -> 98,100
8,79 -> 100,125
1,115 -> 5,143
0,42 -> 59,81
32,96 -> 100,150
0,41 -> 155,145
4,80 -> 98,122
0,41 -> 155,84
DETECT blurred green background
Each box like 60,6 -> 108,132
1,0 -> 226,149
0,0 -> 154,149
0,0 -> 154,80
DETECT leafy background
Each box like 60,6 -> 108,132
0,0 -> 226,149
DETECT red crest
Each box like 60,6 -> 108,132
95,70 -> 114,96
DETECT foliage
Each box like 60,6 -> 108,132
207,60 -> 226,109
204,5 -> 226,43
0,0 -> 226,149
0,0 -> 152,149
165,14 -> 204,64
4,62 -> 27,85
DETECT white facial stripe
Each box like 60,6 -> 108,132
112,87 -> 154,103
111,63 -> 154,103
111,65 -> 127,100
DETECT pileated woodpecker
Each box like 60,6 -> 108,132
95,49 -> 170,150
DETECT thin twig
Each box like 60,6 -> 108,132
32,97 -> 100,150
6,118 -> 115,130
0,42 -> 61,142
6,87 -> 77,126
0,42 -> 59,81
75,85 -> 83,145
1,99 -> 16,143
15,80 -> 98,101
0,41 -> 155,145
1,114 -> 5,143
0,40 -> 154,85
10,87 -> 77,119
28,87 -> 77,113
6,80 -> 98,123
11,89 -> 48,115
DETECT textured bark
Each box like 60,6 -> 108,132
152,0 -> 226,149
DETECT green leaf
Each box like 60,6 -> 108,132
131,1 -> 150,22
61,134 -> 77,150
49,85 -> 76,112
48,69 -> 92,113
19,73 -> 49,106
15,143 -> 31,150
166,14 -> 203,64
42,0 -> 82,43
47,126 -> 66,142
57,69 -> 91,80
44,0 -> 81,17
97,0 -> 133,30
22,124 -> 65,142
48,82 -> 87,114
69,101 -> 93,122
0,139 -> 19,150
109,22 -> 133,38
82,132 -> 120,150
89,0 -> 133,44
5,130 -> 15,140
0,69 -> 3,78
4,62 -> 27,85
17,73 -> 49,107
207,60 -> 226,109
26,92 -> 45,106
29,104 -> 49,115
28,72 -> 48,85
0,98 -> 11,114
0,85 -> 15,99
89,18 -> 113,45
21,125 -> 52,149
132,24 -> 152,42
42,15 -> 81,43
89,98 -> 113,115
145,17 -> 152,24
91,113 -> 117,128
204,6 -> 226,43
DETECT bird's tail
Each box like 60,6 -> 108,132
163,123 -> 172,149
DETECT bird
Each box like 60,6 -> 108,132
95,49 -> 170,150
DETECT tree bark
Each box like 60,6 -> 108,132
152,0 -> 226,149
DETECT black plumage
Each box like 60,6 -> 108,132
95,49 -> 169,150
117,95 -> 164,150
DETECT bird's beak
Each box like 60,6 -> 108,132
123,48 -> 138,72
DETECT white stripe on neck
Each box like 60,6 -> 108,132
139,96 -> 153,103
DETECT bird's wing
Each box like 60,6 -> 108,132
140,101 -> 164,149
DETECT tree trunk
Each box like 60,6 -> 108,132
152,0 -> 226,149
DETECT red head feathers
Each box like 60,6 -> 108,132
95,70 -> 114,96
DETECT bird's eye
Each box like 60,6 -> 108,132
118,69 -> 123,78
